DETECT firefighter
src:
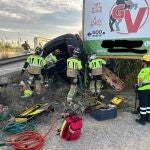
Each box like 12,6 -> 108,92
21,47 -> 47,97
135,54 -> 150,125
45,49 -> 61,64
66,48 -> 82,103
43,49 -> 62,87
88,53 -> 106,95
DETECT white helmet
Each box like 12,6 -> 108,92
89,54 -> 97,60
73,48 -> 80,55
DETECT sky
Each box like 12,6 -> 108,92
0,0 -> 83,47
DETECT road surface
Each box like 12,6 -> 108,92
0,61 -> 24,76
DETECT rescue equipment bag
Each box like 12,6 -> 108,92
60,115 -> 82,141
111,97 -> 123,106
99,91 -> 123,106
89,105 -> 117,121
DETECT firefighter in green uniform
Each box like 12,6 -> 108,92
43,49 -> 61,87
45,49 -> 61,64
88,53 -> 106,95
21,47 -> 47,97
136,54 -> 150,125
66,48 -> 82,103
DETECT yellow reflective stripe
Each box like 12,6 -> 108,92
68,62 -> 77,69
90,60 -> 103,69
67,57 -> 82,70
89,62 -> 92,69
89,58 -> 106,69
27,55 -> 45,67
60,120 -> 67,137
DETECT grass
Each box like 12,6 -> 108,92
0,71 -> 96,118
0,41 -> 24,59
0,70 -> 138,129
0,41 -> 23,52
0,72 -> 69,117
113,59 -> 143,87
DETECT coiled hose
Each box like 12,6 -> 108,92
3,121 -> 36,134
7,116 -> 58,150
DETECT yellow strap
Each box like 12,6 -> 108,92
60,120 -> 67,137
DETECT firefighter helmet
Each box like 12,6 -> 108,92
143,54 -> 150,62
35,47 -> 42,55
89,53 -> 97,60
73,48 -> 80,54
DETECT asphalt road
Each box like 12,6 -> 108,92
0,61 -> 24,76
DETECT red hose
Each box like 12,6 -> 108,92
9,117 -> 58,150
10,131 -> 44,150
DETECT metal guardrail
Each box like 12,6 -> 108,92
0,55 -> 29,66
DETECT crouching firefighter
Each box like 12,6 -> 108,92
66,48 -> 82,103
45,49 -> 61,64
21,47 -> 47,97
135,54 -> 150,125
88,53 -> 106,95
43,49 -> 62,87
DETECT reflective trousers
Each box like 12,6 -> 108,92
138,90 -> 150,120
90,79 -> 102,94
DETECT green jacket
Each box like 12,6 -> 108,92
88,58 -> 106,69
138,67 -> 150,90
26,54 -> 46,67
67,57 -> 82,70
45,53 -> 57,63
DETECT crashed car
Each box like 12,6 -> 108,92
42,33 -> 83,77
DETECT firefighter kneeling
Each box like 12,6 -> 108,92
21,47 -> 47,98
88,53 -> 106,95
43,49 -> 62,87
66,48 -> 82,103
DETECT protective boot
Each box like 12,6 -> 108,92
89,80 -> 96,94
21,89 -> 33,98
135,118 -> 146,125
135,115 -> 146,125
146,114 -> 150,123
20,81 -> 33,98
